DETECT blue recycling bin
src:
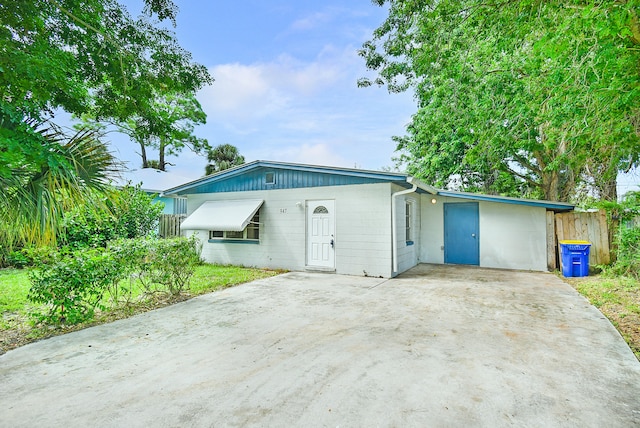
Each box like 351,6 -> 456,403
559,240 -> 591,277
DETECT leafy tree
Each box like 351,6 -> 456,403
0,0 -> 211,248
61,185 -> 164,248
205,144 -> 245,175
0,0 -> 210,133
152,93 -> 210,171
360,0 -> 640,201
80,91 -> 211,171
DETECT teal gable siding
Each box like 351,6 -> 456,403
192,168 -> 381,194
175,165 -> 407,195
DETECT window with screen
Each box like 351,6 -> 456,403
209,212 -> 260,241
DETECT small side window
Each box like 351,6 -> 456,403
265,172 -> 275,185
405,201 -> 413,244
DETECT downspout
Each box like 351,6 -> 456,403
391,181 -> 418,276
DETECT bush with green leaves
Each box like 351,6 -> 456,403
62,185 -> 163,249
113,185 -> 165,239
106,237 -> 153,303
28,248 -> 122,324
108,235 -> 202,297
4,250 -> 29,269
147,236 -> 203,295
599,191 -> 640,280
609,226 -> 640,280
27,236 -> 202,325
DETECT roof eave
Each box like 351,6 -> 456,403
436,190 -> 574,211
164,160 -> 409,195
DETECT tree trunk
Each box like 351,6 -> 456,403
598,178 -> 618,202
139,140 -> 148,168
159,140 -> 166,171
534,128 -> 577,202
542,170 -> 560,201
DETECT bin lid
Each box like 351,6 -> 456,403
559,240 -> 591,245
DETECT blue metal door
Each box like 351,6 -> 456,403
444,202 -> 479,265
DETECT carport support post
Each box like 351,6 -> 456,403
391,182 -> 417,275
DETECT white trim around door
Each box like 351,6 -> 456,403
306,200 -> 335,270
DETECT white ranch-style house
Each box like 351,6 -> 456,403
164,161 -> 574,278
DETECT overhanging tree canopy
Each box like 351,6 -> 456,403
0,0 -> 212,175
360,0 -> 640,201
0,0 -> 212,248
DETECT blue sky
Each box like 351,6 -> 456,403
106,0 -> 416,179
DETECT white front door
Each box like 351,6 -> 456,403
307,200 -> 335,269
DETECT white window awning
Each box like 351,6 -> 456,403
180,199 -> 263,231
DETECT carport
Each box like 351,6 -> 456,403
1,265 -> 639,427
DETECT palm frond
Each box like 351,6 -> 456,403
1,122 -> 121,248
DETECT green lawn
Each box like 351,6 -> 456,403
0,269 -> 31,313
0,264 -> 282,354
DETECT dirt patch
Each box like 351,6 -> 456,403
0,293 -> 191,356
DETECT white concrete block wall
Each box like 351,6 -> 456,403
186,190 -> 306,271
479,202 -> 547,271
420,196 -> 445,264
183,182 -> 394,277
420,195 -> 548,271
394,190 -> 420,275
333,183 -> 393,277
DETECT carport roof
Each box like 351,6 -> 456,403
436,190 -> 574,212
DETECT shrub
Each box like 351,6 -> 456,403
27,236 -> 202,324
147,236 -> 203,295
1,245 -> 62,269
28,248 -> 122,324
62,206 -> 119,248
107,237 -> 154,302
5,250 -> 29,269
113,186 -> 164,239
608,226 -> 640,280
599,191 -> 640,280
108,236 -> 203,297
61,185 -> 163,248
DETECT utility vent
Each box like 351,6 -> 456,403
265,172 -> 275,184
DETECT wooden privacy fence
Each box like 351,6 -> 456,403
159,214 -> 185,238
546,210 -> 610,271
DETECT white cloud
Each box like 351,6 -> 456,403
290,12 -> 331,31
199,48 -> 353,122
247,142 -> 351,168
198,63 -> 290,121
194,39 -> 416,171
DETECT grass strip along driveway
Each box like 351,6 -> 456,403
0,264 -> 280,355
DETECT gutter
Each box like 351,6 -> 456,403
391,179 -> 418,276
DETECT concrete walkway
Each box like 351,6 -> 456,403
1,265 -> 639,427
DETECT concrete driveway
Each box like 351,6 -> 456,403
1,265 -> 639,427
